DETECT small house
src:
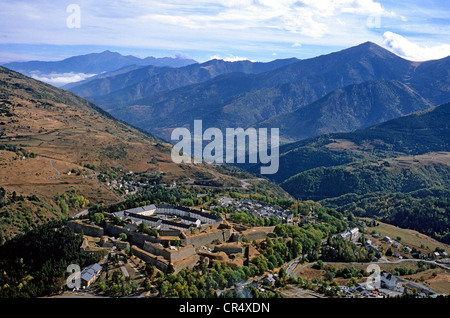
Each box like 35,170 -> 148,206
79,263 -> 102,288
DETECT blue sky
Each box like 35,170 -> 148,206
0,0 -> 449,64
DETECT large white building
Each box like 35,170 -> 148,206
112,204 -> 223,232
339,227 -> 360,241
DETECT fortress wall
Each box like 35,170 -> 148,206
159,228 -> 181,236
239,226 -> 275,242
67,220 -> 104,237
202,221 -> 224,230
142,241 -> 196,263
104,222 -> 123,237
143,241 -> 169,259
105,223 -> 159,247
182,228 -> 232,248
132,245 -> 198,274
213,242 -> 243,255
131,246 -> 168,272
130,231 -> 158,246
172,254 -> 200,274
170,245 -> 196,262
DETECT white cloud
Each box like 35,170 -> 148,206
1,0 -> 448,62
209,54 -> 254,62
30,72 -> 97,86
383,31 -> 450,61
143,0 -> 397,39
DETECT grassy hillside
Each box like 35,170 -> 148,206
0,66 -> 284,239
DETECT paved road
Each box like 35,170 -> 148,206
73,209 -> 89,218
292,261 -> 313,278
240,178 -> 265,189
285,258 -> 301,276
47,158 -> 61,179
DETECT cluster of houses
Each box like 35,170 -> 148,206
104,177 -> 139,195
364,237 -> 382,259
225,199 -> 293,222
344,270 -> 439,298
339,227 -> 360,242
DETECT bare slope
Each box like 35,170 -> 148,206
0,66 -> 278,239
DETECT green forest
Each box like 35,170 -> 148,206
0,220 -> 99,297
280,162 -> 450,200
322,188 -> 450,244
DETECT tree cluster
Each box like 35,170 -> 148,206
0,220 -> 99,297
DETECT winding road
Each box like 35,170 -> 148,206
43,157 -> 61,180
240,178 -> 265,189
49,159 -> 61,178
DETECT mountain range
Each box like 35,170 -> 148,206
248,101 -> 450,199
2,50 -> 198,87
2,42 -> 449,239
257,79 -> 432,141
3,42 -> 449,199
60,42 -> 449,143
68,57 -> 300,108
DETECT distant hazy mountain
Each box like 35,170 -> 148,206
67,57 -> 300,107
101,41 -> 448,142
60,64 -> 149,90
2,50 -> 197,87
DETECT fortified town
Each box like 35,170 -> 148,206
68,204 -> 273,274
